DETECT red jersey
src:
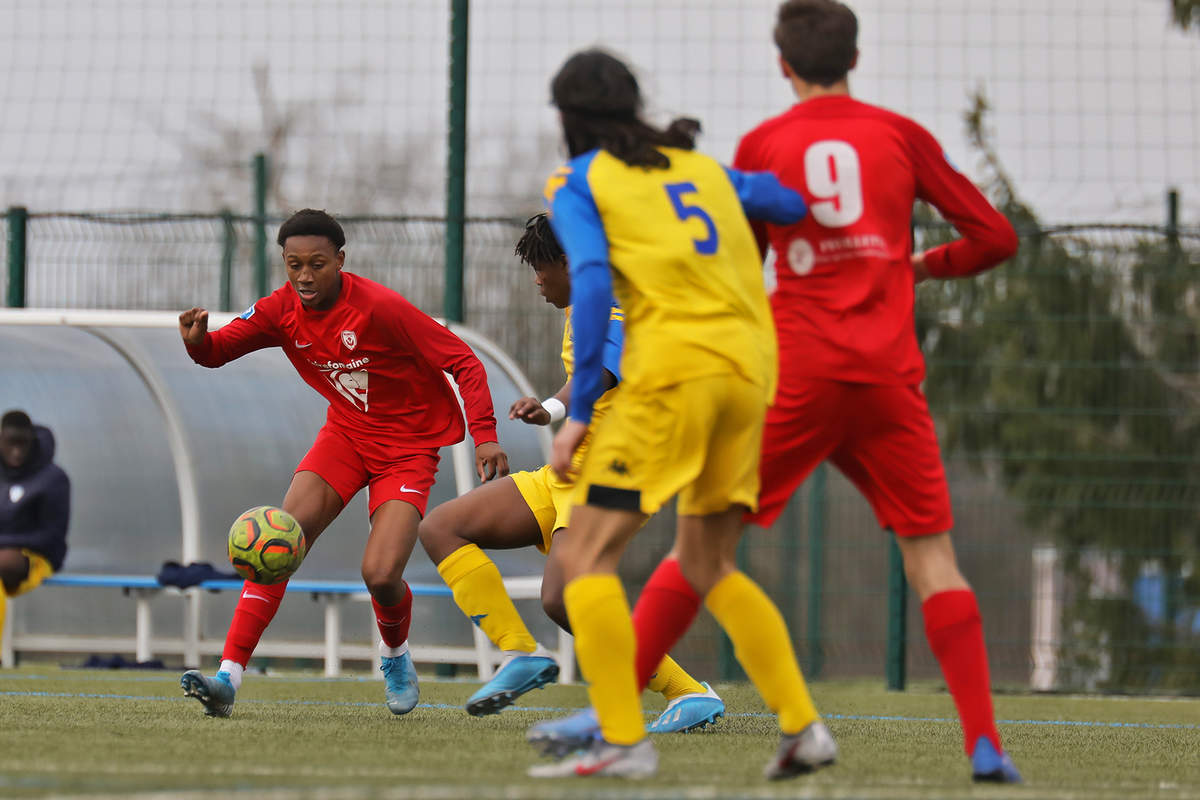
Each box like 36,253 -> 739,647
185,271 -> 498,449
733,95 -> 1018,385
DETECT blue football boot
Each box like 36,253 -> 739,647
526,708 -> 602,758
648,682 -> 725,733
466,651 -> 559,716
381,651 -> 420,715
180,669 -> 236,718
970,736 -> 1023,783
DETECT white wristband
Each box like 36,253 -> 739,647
540,397 -> 566,423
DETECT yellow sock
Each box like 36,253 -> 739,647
0,589 -> 7,654
564,574 -> 644,745
705,570 -> 819,734
437,544 -> 537,654
646,654 -> 706,702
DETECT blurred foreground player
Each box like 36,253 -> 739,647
732,0 -> 1021,783
527,49 -> 833,780
177,209 -> 508,717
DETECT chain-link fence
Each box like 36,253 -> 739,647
6,212 -> 1200,692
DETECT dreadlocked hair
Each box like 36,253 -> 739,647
514,213 -> 564,266
552,49 -> 700,169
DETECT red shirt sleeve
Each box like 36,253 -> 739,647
906,122 -> 1019,278
388,299 -> 499,446
184,297 -> 281,367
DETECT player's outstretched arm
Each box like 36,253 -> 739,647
178,307 -> 209,346
178,300 -> 279,367
910,123 -> 1018,278
509,396 -> 551,425
509,379 -> 571,426
724,167 -> 808,226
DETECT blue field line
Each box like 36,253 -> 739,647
1,689 -> 1197,731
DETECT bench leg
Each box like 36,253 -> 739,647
557,627 -> 575,685
324,596 -> 341,678
473,625 -> 493,680
183,589 -> 201,668
368,601 -> 381,677
134,592 -> 154,663
1,595 -> 14,668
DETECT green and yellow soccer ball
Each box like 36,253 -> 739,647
227,506 -> 306,584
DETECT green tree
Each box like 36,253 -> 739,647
1173,0 -> 1200,29
916,92 -> 1200,691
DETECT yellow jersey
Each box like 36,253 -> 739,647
545,146 -> 801,422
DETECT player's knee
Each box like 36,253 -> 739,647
541,585 -> 570,631
0,548 -> 29,590
675,548 -> 727,596
361,563 -> 405,599
897,533 -> 968,599
417,504 -> 473,565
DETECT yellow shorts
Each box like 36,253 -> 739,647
7,550 -> 53,597
574,373 -> 768,516
511,465 -> 577,554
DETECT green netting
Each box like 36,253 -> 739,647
7,213 -> 1200,692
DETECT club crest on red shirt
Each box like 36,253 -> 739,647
341,329 -> 358,350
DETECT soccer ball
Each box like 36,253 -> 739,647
227,505 -> 306,584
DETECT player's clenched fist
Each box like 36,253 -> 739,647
178,307 -> 209,346
509,396 -> 551,426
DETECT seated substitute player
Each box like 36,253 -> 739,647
418,212 -> 724,732
525,49 -> 834,781
0,410 -> 71,651
177,208 -> 508,718
729,0 -> 1022,783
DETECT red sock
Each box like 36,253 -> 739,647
373,582 -> 413,648
922,589 -> 1001,754
631,558 -> 701,689
221,580 -> 288,665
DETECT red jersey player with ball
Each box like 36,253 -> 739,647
732,0 -> 1021,783
178,208 -> 508,718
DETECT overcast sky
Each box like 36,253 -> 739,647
0,0 -> 1196,225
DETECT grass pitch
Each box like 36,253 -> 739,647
1,665 -> 1197,799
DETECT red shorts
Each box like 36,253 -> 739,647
295,425 -> 441,517
748,378 -> 953,536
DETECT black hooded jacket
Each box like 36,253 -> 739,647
0,425 -> 70,571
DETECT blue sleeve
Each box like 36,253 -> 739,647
601,307 -> 624,384
724,167 -> 808,225
546,152 -> 611,424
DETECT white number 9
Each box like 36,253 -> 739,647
804,140 -> 863,228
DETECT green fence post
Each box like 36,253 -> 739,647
6,206 -> 27,308
444,0 -> 469,323
253,153 -> 269,300
886,537 -> 908,690
806,464 -> 827,678
1166,188 -> 1179,239
219,209 -> 235,312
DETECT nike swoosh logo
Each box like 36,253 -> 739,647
242,592 -> 271,603
575,755 -> 622,776
398,484 -> 423,495
294,340 -> 313,348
